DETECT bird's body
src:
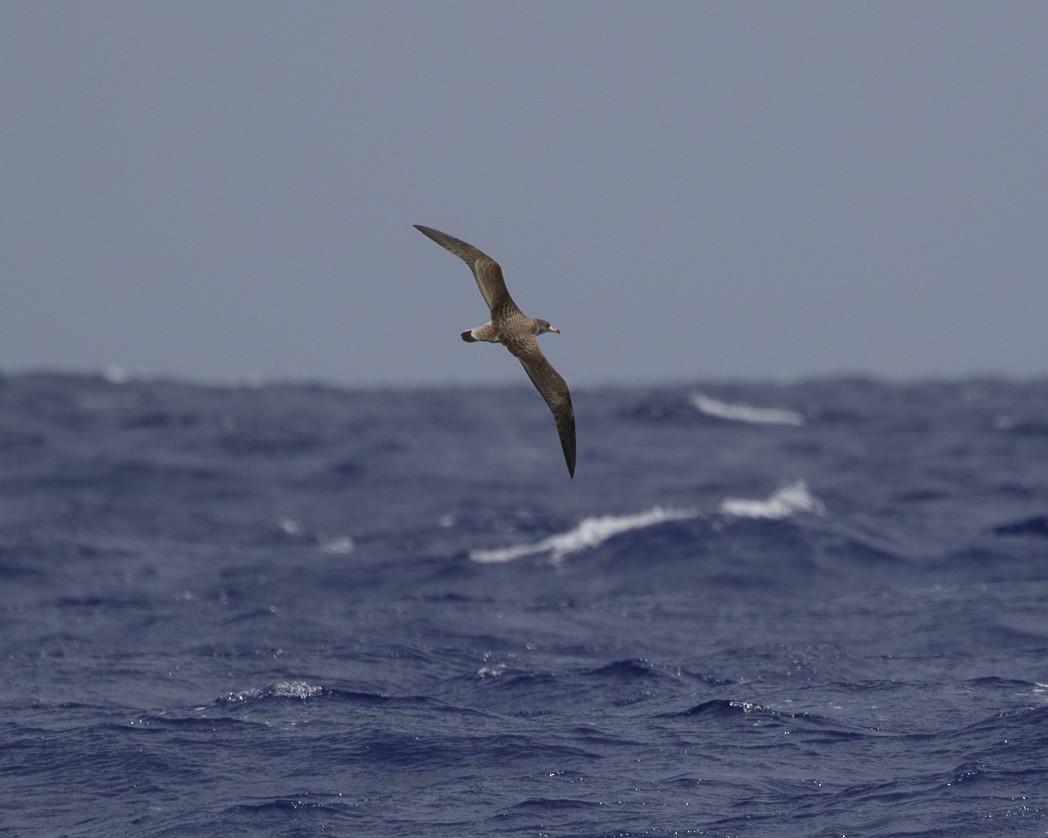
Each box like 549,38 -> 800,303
414,225 -> 576,478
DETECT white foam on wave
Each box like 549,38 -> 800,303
720,481 -> 825,519
278,517 -> 302,535
102,366 -> 131,384
691,392 -> 804,426
470,483 -> 823,565
225,681 -> 323,702
318,536 -> 355,555
470,506 -> 698,565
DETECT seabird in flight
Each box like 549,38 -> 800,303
414,225 -> 576,478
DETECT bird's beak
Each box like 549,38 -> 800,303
548,326 -> 561,334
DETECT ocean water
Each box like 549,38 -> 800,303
2,371 -> 1047,837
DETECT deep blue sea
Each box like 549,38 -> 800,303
2,371 -> 1047,837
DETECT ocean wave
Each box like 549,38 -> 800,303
691,392 -> 805,426
220,681 -> 326,702
720,481 -> 825,519
470,483 -> 825,564
674,698 -> 778,718
469,507 -> 698,564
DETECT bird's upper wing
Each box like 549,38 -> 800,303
506,337 -> 576,478
414,225 -> 518,315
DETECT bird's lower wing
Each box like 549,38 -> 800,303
510,343 -> 576,478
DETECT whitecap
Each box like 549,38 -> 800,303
225,681 -> 324,702
318,536 -> 355,554
278,517 -> 302,535
470,506 -> 697,565
268,681 -> 324,699
102,366 -> 131,384
720,481 -> 825,519
691,392 -> 804,426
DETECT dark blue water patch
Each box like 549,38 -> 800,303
323,456 -> 367,483
586,657 -> 662,681
217,426 -> 326,458
119,410 -> 201,430
998,418 -> 1048,436
0,428 -> 47,451
993,515 -> 1048,537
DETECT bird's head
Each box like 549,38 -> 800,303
538,320 -> 560,335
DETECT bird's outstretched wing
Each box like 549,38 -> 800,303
507,338 -> 576,478
414,225 -> 518,314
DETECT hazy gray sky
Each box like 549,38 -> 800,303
3,2 -> 1046,386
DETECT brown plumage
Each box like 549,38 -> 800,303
414,225 -> 576,478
